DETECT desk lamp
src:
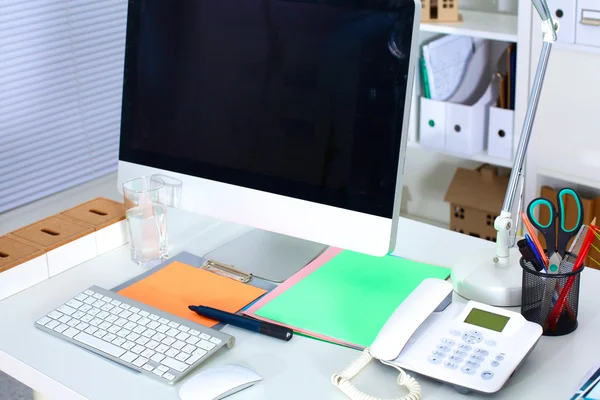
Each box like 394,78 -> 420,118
451,0 -> 558,307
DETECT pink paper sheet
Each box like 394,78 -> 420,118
243,247 -> 365,349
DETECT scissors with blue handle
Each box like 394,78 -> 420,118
526,188 -> 584,260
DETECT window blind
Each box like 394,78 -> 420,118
0,0 -> 127,213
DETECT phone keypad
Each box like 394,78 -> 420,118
426,331 -> 506,379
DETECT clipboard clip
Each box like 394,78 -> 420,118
200,259 -> 252,283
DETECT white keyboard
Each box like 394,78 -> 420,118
35,286 -> 235,384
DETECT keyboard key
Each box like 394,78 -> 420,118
147,321 -> 160,330
153,369 -> 165,377
152,353 -> 166,363
130,307 -> 140,313
189,329 -> 200,337
84,297 -> 96,305
79,305 -> 92,313
157,365 -> 170,373
75,293 -> 88,301
120,351 -> 138,363
59,315 -> 72,324
54,324 -> 69,333
157,324 -> 169,334
136,337 -> 150,346
132,345 -> 145,354
93,300 -> 106,308
199,333 -> 211,340
72,311 -> 85,320
126,333 -> 141,342
149,314 -> 160,321
97,311 -> 110,320
67,319 -> 80,327
102,296 -> 112,302
163,373 -> 175,381
93,293 -> 103,299
108,325 -> 121,334
182,344 -> 196,354
119,310 -> 133,319
179,326 -> 190,333
162,337 -> 176,346
66,299 -> 83,309
173,340 -> 185,350
103,333 -> 117,343
168,322 -> 180,329
81,315 -> 93,323
93,330 -> 107,339
111,300 -> 122,306
85,326 -> 98,335
186,336 -> 200,345
110,307 -> 122,315
166,328 -> 180,337
153,333 -> 166,342
162,357 -> 189,372
115,318 -> 128,327
88,308 -> 101,316
156,344 -> 169,354
198,340 -> 216,351
117,329 -> 131,338
176,332 -> 190,341
138,317 -> 151,326
76,322 -> 90,331
158,318 -> 169,324
209,337 -> 222,345
84,290 -> 94,295
142,364 -> 154,372
165,348 -> 179,358
193,348 -> 208,356
132,356 -> 148,367
175,352 -> 190,362
141,349 -> 155,358
63,327 -> 80,338
133,326 -> 146,334
75,332 -> 126,358
147,340 -> 160,349
122,341 -> 135,350
99,321 -> 112,331
139,310 -> 150,317
124,322 -> 137,331
101,304 -> 114,312
186,352 -> 206,365
121,304 -> 131,310
48,310 -> 63,320
128,314 -> 142,323
112,337 -> 126,347
143,329 -> 156,338
90,318 -> 103,327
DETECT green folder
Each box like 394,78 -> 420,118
254,250 -> 450,348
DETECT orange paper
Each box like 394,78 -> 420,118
118,261 -> 267,327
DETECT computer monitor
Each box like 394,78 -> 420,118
118,0 -> 419,269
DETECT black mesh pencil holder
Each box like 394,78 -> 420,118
520,255 -> 583,336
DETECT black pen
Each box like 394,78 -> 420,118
189,305 -> 293,341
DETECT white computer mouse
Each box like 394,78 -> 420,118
179,364 -> 262,400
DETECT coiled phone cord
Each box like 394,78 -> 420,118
332,348 -> 422,400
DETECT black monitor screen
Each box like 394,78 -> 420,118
119,0 -> 416,218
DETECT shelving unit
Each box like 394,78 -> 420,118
407,141 -> 513,169
420,9 -> 518,42
554,42 -> 600,55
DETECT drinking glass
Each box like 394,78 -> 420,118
123,176 -> 168,267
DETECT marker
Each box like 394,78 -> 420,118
189,305 -> 293,341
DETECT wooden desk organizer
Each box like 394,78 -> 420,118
0,236 -> 47,300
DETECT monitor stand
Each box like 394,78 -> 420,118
203,229 -> 328,283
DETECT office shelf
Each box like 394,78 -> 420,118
420,10 -> 518,43
407,141 -> 513,169
537,168 -> 600,191
554,42 -> 600,55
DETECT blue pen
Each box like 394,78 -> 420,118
189,305 -> 293,341
526,234 -> 547,272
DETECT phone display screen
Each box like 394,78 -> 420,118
464,308 -> 510,332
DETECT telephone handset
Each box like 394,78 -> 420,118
332,278 -> 542,399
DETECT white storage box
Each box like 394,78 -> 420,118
61,197 -> 128,255
444,102 -> 488,155
10,216 -> 96,277
0,236 -> 48,300
576,0 -> 600,47
419,98 -> 446,151
547,0 -> 577,44
487,107 -> 515,160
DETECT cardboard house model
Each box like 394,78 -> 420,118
421,0 -> 460,22
444,165 -> 509,242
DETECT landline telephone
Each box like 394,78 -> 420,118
332,279 -> 542,399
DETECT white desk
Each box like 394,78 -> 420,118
0,212 -> 598,400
